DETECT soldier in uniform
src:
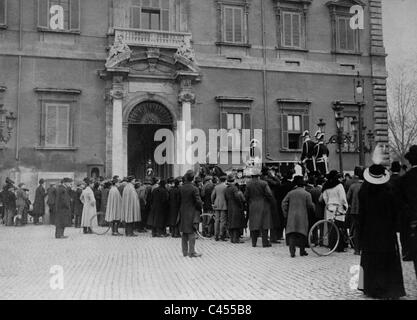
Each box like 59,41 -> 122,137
301,131 -> 316,174
313,133 -> 329,176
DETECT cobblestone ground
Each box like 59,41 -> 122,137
0,225 -> 416,300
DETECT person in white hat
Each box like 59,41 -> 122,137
357,147 -> 406,299
301,131 -> 316,174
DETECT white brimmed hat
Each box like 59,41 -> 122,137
316,132 -> 325,140
364,164 -> 390,185
302,130 -> 310,138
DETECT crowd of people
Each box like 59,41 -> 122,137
0,145 -> 416,300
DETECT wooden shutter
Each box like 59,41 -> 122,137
220,112 -> 228,151
292,13 -> 301,48
70,0 -> 80,30
161,9 -> 169,31
234,7 -> 243,43
283,12 -> 292,47
38,0 -> 48,28
338,17 -> 347,50
57,105 -> 69,146
302,114 -> 309,133
281,114 -> 288,149
0,0 -> 6,25
347,22 -> 355,51
130,6 -> 141,29
224,7 -> 234,42
46,105 -> 58,146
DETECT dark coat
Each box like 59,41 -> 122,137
262,175 -> 281,230
358,181 -> 405,299
201,181 -> 215,212
55,185 -> 72,228
224,184 -> 246,229
71,188 -> 83,217
33,185 -> 46,217
167,186 -> 181,227
399,167 -> 417,257
94,188 -> 102,213
244,178 -> 274,231
282,187 -> 315,237
179,181 -> 203,234
147,186 -> 169,229
100,188 -> 110,213
47,186 -> 56,207
2,189 -> 16,211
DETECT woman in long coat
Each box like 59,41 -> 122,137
244,173 -> 274,247
121,176 -> 141,237
358,164 -> 406,299
167,178 -> 181,238
32,179 -> 46,225
105,179 -> 122,236
282,176 -> 315,257
80,178 -> 97,234
148,180 -> 169,237
224,175 -> 246,243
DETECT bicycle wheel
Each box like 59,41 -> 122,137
308,220 -> 340,256
90,213 -> 111,235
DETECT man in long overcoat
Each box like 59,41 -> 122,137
47,183 -> 57,225
32,179 -> 46,225
55,178 -> 73,239
121,176 -> 141,237
211,175 -> 228,241
244,171 -> 274,247
261,167 -> 281,243
167,178 -> 181,238
399,145 -> 417,278
224,175 -> 246,243
105,178 -> 123,236
148,180 -> 169,237
282,176 -> 315,257
179,170 -> 203,258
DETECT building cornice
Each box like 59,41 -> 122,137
34,88 -> 82,95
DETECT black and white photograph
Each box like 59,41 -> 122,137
0,0 -> 416,306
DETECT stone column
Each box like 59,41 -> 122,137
177,79 -> 196,176
110,77 -> 126,178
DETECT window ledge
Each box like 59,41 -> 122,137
216,41 -> 251,48
276,46 -> 308,53
331,50 -> 363,56
280,149 -> 302,153
35,146 -> 78,151
37,27 -> 81,35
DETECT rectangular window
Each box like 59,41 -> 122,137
45,103 -> 70,147
280,107 -> 310,151
130,0 -> 169,31
37,0 -> 80,32
282,11 -> 302,48
287,115 -> 302,150
223,6 -> 244,43
336,16 -> 356,52
0,0 -> 7,26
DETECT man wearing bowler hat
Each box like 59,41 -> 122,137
55,178 -> 73,239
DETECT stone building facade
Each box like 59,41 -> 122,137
0,0 -> 388,194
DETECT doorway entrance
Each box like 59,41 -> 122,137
127,101 -> 174,180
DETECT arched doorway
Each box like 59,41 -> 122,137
127,101 -> 174,180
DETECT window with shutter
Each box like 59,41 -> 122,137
45,103 -> 70,147
281,114 -> 289,149
223,5 -> 245,44
336,16 -> 357,53
0,0 -> 6,26
37,0 -> 80,32
279,102 -> 310,151
130,6 -> 141,29
130,0 -> 169,31
281,11 -> 303,49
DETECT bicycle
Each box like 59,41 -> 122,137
308,203 -> 354,256
89,212 -> 112,235
196,212 -> 215,240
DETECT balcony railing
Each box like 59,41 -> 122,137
114,28 -> 192,49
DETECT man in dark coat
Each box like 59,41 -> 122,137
2,184 -> 16,226
261,167 -> 281,243
47,183 -> 57,225
32,179 -> 46,225
179,170 -> 203,258
201,175 -> 215,237
275,172 -> 294,239
71,182 -> 84,228
224,175 -> 246,243
282,176 -> 315,257
55,178 -> 73,239
358,164 -> 405,299
399,145 -> 417,277
148,180 -> 169,237
346,167 -> 364,255
167,178 -> 181,238
211,175 -> 228,241
244,170 -> 274,247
